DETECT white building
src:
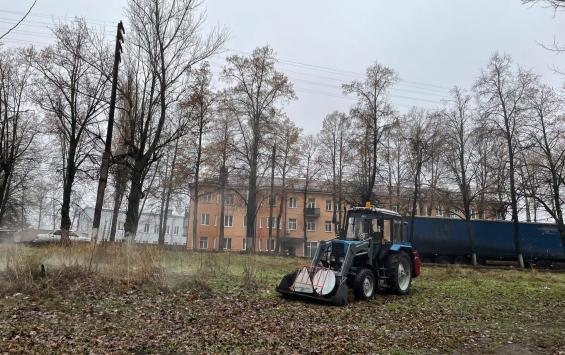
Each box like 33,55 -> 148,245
76,207 -> 187,245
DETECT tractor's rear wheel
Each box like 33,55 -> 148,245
353,268 -> 375,300
386,251 -> 412,295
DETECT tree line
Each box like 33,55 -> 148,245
0,0 -> 563,265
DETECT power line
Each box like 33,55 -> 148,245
224,47 -> 453,92
0,13 -> 450,109
0,12 -> 454,93
208,60 -> 447,100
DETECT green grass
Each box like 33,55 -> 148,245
0,244 -> 564,354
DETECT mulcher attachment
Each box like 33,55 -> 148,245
276,265 -> 349,306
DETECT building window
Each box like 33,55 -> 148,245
201,213 -> 210,225
259,218 -> 263,228
224,215 -> 233,227
202,192 -> 212,203
470,209 -> 477,220
199,237 -> 208,250
324,221 -> 332,233
306,220 -> 316,231
289,197 -> 297,208
392,205 -> 399,213
154,224 -> 158,233
267,217 -> 280,229
242,237 -> 247,250
267,238 -> 275,251
143,224 -> 149,233
243,215 -> 247,227
306,241 -> 318,258
166,225 -> 170,234
173,226 -> 179,235
437,207 -> 444,217
224,194 -> 234,205
426,206 -> 432,216
222,237 -> 232,250
325,200 -> 333,211
307,198 -> 316,208
288,218 -> 297,231
118,223 -> 123,230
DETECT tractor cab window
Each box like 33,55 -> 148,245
346,215 -> 377,241
392,219 -> 403,243
383,219 -> 392,243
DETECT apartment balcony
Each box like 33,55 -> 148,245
304,207 -> 320,218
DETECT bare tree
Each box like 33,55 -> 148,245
0,48 -> 38,226
442,87 -> 478,265
343,62 -> 398,203
121,0 -> 225,241
32,20 -> 111,243
222,46 -> 295,252
474,53 -> 537,268
525,84 -> 565,252
300,134 -> 322,257
404,108 -> 437,242
273,117 -> 301,252
179,62 -> 216,249
380,122 -> 409,214
157,137 -> 179,245
108,110 -> 130,242
204,92 -> 236,251
319,111 -> 351,233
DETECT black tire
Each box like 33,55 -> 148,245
385,251 -> 412,295
353,268 -> 375,300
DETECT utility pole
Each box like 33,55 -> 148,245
90,21 -> 125,244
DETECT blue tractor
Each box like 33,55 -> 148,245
276,204 -> 421,305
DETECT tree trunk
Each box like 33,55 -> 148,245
124,160 -> 145,242
268,144 -> 276,253
245,125 -> 260,252
506,135 -> 524,268
302,180 -> 309,257
0,170 -> 11,225
159,140 -> 178,246
191,116 -> 204,250
109,188 -> 124,242
60,145 -> 77,245
157,158 -> 168,244
218,182 -> 225,251
409,159 -> 422,243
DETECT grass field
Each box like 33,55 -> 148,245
1,244 -> 564,354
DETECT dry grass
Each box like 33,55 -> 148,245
0,243 -> 166,294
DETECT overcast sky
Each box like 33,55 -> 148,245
2,0 -> 565,133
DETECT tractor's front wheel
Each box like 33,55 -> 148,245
386,251 -> 412,295
353,268 -> 375,300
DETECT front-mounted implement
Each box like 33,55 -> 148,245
276,205 -> 421,305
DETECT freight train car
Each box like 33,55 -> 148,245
406,217 -> 565,266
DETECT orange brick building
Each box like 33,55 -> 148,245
186,179 -> 340,257
186,178 -> 503,257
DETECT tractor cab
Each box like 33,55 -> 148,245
341,206 -> 405,245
